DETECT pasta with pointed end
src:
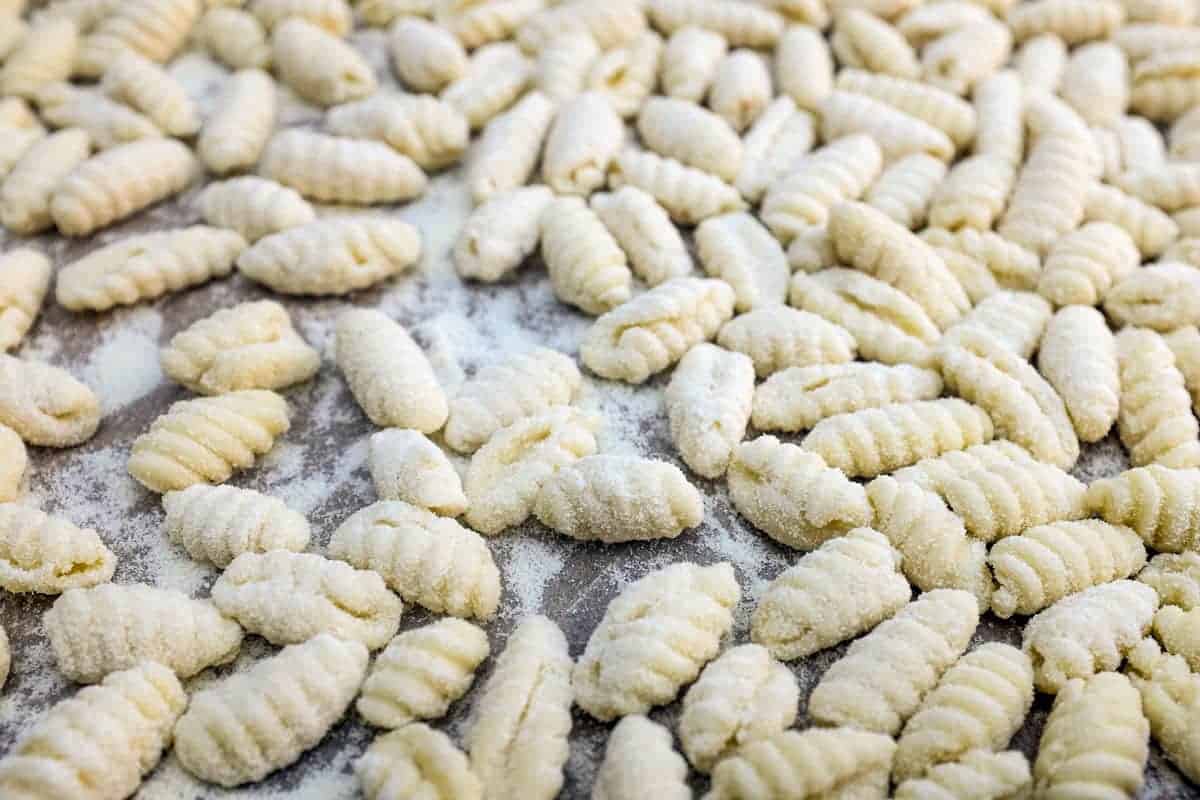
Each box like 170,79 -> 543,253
1126,638 -> 1200,784
920,230 -> 1041,293
1,128 -> 89,237
197,68 -> 276,176
1038,222 -> 1141,307
0,18 -> 76,99
1155,606 -> 1200,671
574,562 -> 738,720
101,51 -> 199,136
648,0 -> 783,45
163,484 -> 308,568
831,9 -> 918,78
591,187 -> 692,287
708,49 -> 771,133
751,527 -> 909,661
197,8 -> 271,69
809,589 -> 979,734
735,97 -> 816,203
328,94 -> 467,171
0,503 -> 114,594
581,277 -> 735,383
357,618 -> 489,729
1088,466 -> 1200,553
660,25 -> 727,102
199,177 -> 315,244
467,615 -> 572,800
717,307 -> 855,379
638,96 -> 741,183
437,0 -> 542,49
238,217 -> 422,295
1106,262 -> 1200,332
442,42 -> 534,131
897,2 -> 994,46
34,83 -> 160,150
1116,327 -> 1200,469
542,92 -> 624,197
535,32 -> 599,105
368,429 -> 466,517
0,426 -> 24,502
1140,552 -> 1200,609
753,362 -> 942,432
695,212 -> 788,312
534,455 -> 703,542
456,187 -> 553,283
260,129 -> 427,205
467,90 -> 554,204
594,715 -> 689,800
1131,50 -> 1200,122
922,20 -> 1013,96
608,147 -> 746,224
0,249 -> 51,351
540,197 -> 632,315
358,723 -> 481,800
389,17 -> 467,92
928,155 -> 1015,231
1117,163 -> 1200,212
893,643 -> 1033,782
998,138 -> 1095,257
836,69 -> 974,148
820,90 -> 954,162
0,661 -> 186,800
895,750 -> 1031,800
0,356 -> 100,448
46,583 -> 242,683
586,31 -> 663,119
176,634 -> 369,787
864,153 -> 946,230
76,0 -> 199,76
272,17 -> 375,105
1038,306 -> 1119,443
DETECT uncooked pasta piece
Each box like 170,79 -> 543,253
660,25 -> 727,102
467,90 -> 554,204
1177,208 -> 1200,237
237,217 -> 421,295
1126,638 -> 1200,785
1120,0 -> 1196,22
0,17 -> 76,99
997,138 -> 1095,256
638,96 -> 741,182
773,26 -> 831,116
591,187 -> 692,286
389,16 -> 466,93
574,561 -> 739,719
127,390 -> 289,493
1106,262 -> 1200,332
893,643 -> 1034,782
50,138 -> 197,236
534,454 -> 703,542
250,0 -> 352,34
536,32 -> 598,104
1131,49 -> 1200,122
727,434 -> 871,550
1059,42 -> 1128,128
1037,306 -> 1119,443
327,93 -> 468,171
1113,114 -> 1168,173
543,92 -> 625,196
920,230 -> 1041,294
442,42 -> 534,131
1008,0 -> 1124,43
647,0 -> 783,45
717,306 -> 855,378
735,97 -> 816,203
972,69 -> 1023,164
335,309 -> 447,433
0,503 -> 113,594
46,583 -> 242,682
76,0 -> 199,76
198,176 -> 314,244
695,212 -> 788,311
358,723 -> 481,800
708,48 -> 771,132
369,429 -> 466,516
540,196 -> 632,315
197,68 -> 276,175
593,715 -> 689,800
356,618 -> 489,728
0,426 -> 24,502
819,90 -> 954,161
196,7 -> 271,69
517,0 -> 645,52
0,662 -> 186,800
176,634 -> 369,787
436,0 -> 541,49
1165,237 -> 1200,269
581,277 -> 735,383
444,345 -> 580,454
831,9 -> 918,79
33,83 -> 160,150
785,226 -> 835,273
1115,327 -> 1200,469
894,750 -> 1032,800
586,30 -> 663,119
664,344 -> 753,477
1170,106 -> 1200,160
273,17 -> 374,105
608,147 -> 746,224
864,153 -> 945,230
0,249 -> 51,350
1167,326 -> 1200,413
0,356 -> 99,447
1089,466 -> 1200,553
928,155 -> 1014,231
753,362 -> 942,432
1155,606 -> 1200,671
896,1 -> 993,45
0,98 -> 45,180
163,484 -> 308,567
358,0 -> 431,25
1117,163 -> 1200,212
1038,222 -> 1139,308
1084,183 -> 1180,258
100,51 -> 198,136
1140,552 -> 1200,609
809,589 -> 980,734
260,129 -> 427,205
751,527 -> 909,660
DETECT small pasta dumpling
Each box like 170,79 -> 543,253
198,176 -> 315,243
647,0 -> 784,46
357,723 -> 482,800
832,9 -> 919,79
0,17 -> 76,100
442,42 -> 534,131
327,93 -> 469,171
593,715 -> 690,800
921,20 -> 1012,96
775,24 -> 831,112
0,249 -> 51,352
369,429 -> 466,517
1037,305 -> 1120,443
0,130 -> 90,236
661,25 -> 727,103
708,48 -> 772,132
1131,49 -> 1200,122
455,186 -> 554,283
585,30 -> 663,119
972,69 -> 1024,165
467,90 -> 555,203
389,17 -> 468,92
197,68 -> 276,176
540,196 -> 632,315
1114,326 -> 1200,469
591,186 -> 693,286
272,17 -> 376,106
0,355 -> 100,447
163,484 -> 310,568
1007,0 -> 1125,44
1038,221 -> 1140,307
0,503 -> 115,594
1060,42 -> 1129,127
250,0 -> 353,36
819,90 -> 954,162
196,8 -> 272,70
608,147 -> 747,224
717,305 -> 856,378
543,91 -> 625,196
259,129 -> 428,205
695,212 -> 789,311
637,96 -> 742,183
75,0 -> 200,77
665,343 -> 754,478
1088,466 -> 1200,554
100,50 -> 199,137
536,31 -> 599,104
735,96 -> 817,203
753,362 -> 942,432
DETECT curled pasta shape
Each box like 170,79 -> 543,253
735,96 -> 817,203
1131,50 -> 1200,122
717,306 -> 855,379
540,196 -> 632,315
708,48 -> 772,133
1117,163 -> 1200,212
456,186 -> 553,283
518,0 -> 645,52
328,93 -> 467,171
973,69 -> 1024,165
695,211 -> 789,311
638,96 -> 742,183
251,0 -> 353,34
34,83 -> 160,150
542,92 -> 624,196
358,723 -> 482,800
100,50 -> 199,136
0,97 -> 44,178
441,42 -> 534,131
0,425 -> 24,502
864,152 -> 946,230
999,139 -> 1094,258
586,31 -> 663,119
660,26 -> 726,103
368,429 -> 466,517
1038,305 -> 1120,442
389,17 -> 467,93
773,25 -> 831,115
76,0 -> 199,77
832,9 -> 919,78
0,249 -> 51,351
1126,638 -> 1200,784
594,715 -> 690,800
837,68 -> 975,147
897,2 -> 994,45
534,32 -> 598,105
1139,551 -> 1200,609
0,503 -> 114,594
608,147 -> 746,225
1085,174 -> 1181,259
0,355 -> 100,448
920,229 -> 1041,293
436,0 -> 541,48
196,8 -> 271,69
272,17 -> 375,105
260,129 -> 427,205
921,20 -> 1012,95
928,155 -> 1015,231
819,90 -> 954,162
1088,466 -> 1200,553
1116,327 -> 1200,468
895,750 -> 1032,800
1154,606 -> 1200,671
1060,41 -> 1128,127
199,176 -> 314,244
467,90 -> 554,204
1106,262 -> 1200,332
1170,106 -> 1200,160
0,18 -> 76,99
197,68 -> 276,176
591,186 -> 693,287
1008,0 -> 1124,43
163,483 -> 309,569
1038,222 -> 1140,307
647,0 -> 783,45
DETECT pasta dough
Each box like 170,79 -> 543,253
695,211 -> 789,311
0,249 -> 51,350
163,484 -> 311,567
717,305 -> 857,379
664,343 -> 754,478
542,92 -> 624,196
1126,638 -> 1200,785
893,749 -> 1032,800
0,128 -> 91,236
272,17 -> 376,105
591,186 -> 692,287
455,186 -> 553,282
0,425 -> 24,502
358,723 -> 482,800
0,503 -> 115,594
327,93 -> 469,171
260,129 -> 428,205
593,715 -> 690,800
607,147 -> 747,225
1140,552 -> 1200,609
198,176 -> 315,244
0,355 -> 100,448
1037,305 -> 1120,443
540,196 -> 632,315
368,429 -> 466,516
197,68 -> 276,175
1116,327 -> 1200,468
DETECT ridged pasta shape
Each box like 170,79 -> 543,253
329,500 -> 499,618
705,727 -> 897,800
239,217 -> 419,295
517,0 -> 645,52
998,138 -> 1095,256
1131,50 -> 1200,122
250,0 -> 352,34
436,0 -> 542,49
772,25 -> 831,115
162,484 -> 310,567
358,723 -> 482,800
441,42 -> 534,131
1038,305 -> 1120,443
820,90 -> 954,162
1060,42 -> 1129,127
50,138 -> 197,237
357,618 -> 489,729
836,68 -> 976,146
456,186 -> 552,283
591,186 -> 692,287
661,26 -> 727,102
1140,551 -> 1200,609
0,98 -> 45,183
928,155 -> 1015,231
708,48 -> 772,133
894,749 -> 1032,800
717,306 -> 855,379
608,147 -> 746,225
664,343 -> 752,477
0,18 -> 76,99
1024,580 -> 1159,693
1038,222 -> 1140,307
647,0 -> 784,46
100,51 -> 199,136
76,0 -> 199,77
1126,638 -> 1200,785
678,643 -> 798,773
893,643 -> 1034,782
533,454 -> 703,542
327,94 -> 467,172
541,92 -> 623,197
0,425 -> 24,502
272,17 -> 375,105
920,229 -> 1041,294
586,30 -> 662,119
0,249 -> 51,351
593,715 -> 689,800
0,503 -> 114,594
1170,106 -> 1200,160
942,287 -> 1051,357
574,561 -> 739,720
34,83 -> 161,150
973,68 -> 1024,164
864,152 -> 946,230
638,96 -> 741,183
1084,184 -> 1180,258
921,20 -> 1012,95
540,196 -> 632,315
198,176 -> 314,245
1088,466 -> 1200,553
45,583 -> 243,683
466,91 -> 553,204
831,9 -> 919,78
0,356 -> 100,448
1033,672 -> 1149,797
1115,327 -> 1200,468
1007,0 -> 1124,43
1106,262 -> 1200,332
728,435 -> 872,551
260,129 -> 427,205
1155,606 -> 1200,671
0,661 -> 186,800
581,277 -> 736,384
696,211 -> 789,311
751,527 -> 909,661
175,634 -> 369,787
0,128 -> 85,235
368,429 -> 466,517
735,96 -> 817,203
196,8 -> 271,69
389,17 -> 467,92
535,32 -> 598,105
809,589 -> 980,734
466,615 -> 572,800
196,69 -> 277,175
1116,163 -> 1200,212
127,390 -> 288,493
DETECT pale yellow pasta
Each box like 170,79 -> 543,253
357,723 -> 482,800
894,750 -> 1032,800
757,0 -> 830,27
536,32 -> 598,104
368,429 -> 465,516
1176,208 -> 1200,237
1121,0 -> 1196,22
454,189 -> 550,283
608,147 -> 746,224
543,92 -> 625,196
736,97 -> 816,203
250,0 -> 352,34
1169,106 -> 1200,160
1164,237 -> 1200,269
1114,114 -> 1168,172
0,17 -> 76,99
774,24 -> 831,112
660,25 -> 727,103
327,93 -> 469,171
831,0 -> 921,19
467,90 -> 554,204
785,225 -> 836,273
272,17 -> 375,105
638,96 -> 741,182
708,48 -> 772,132
923,229 -> 1042,293
1167,326 -> 1200,413
1155,606 -> 1200,671
647,0 -> 784,46
1084,183 -> 1181,258
717,305 -> 856,378
0,356 -> 99,448
197,69 -> 276,175
76,0 -> 200,77
695,212 -> 788,311
34,83 -> 160,150
997,138 -> 1095,256
0,130 -> 85,236
260,129 -> 427,205
1008,0 -> 1124,43
517,0 -> 645,53
586,31 -> 663,119
0,98 -> 45,179
591,187 -> 692,286
1038,221 -> 1140,307
198,176 -> 314,244
1126,639 -> 1200,785
864,153 -> 946,230
831,8 -> 919,79
389,16 -> 467,93
442,42 -> 534,131
1116,326 -> 1200,469
1116,163 -> 1200,211
928,155 -> 1015,231
1141,552 -> 1200,609
1088,466 -> 1200,553
0,249 -> 51,351
753,362 -> 942,432
593,715 -> 690,800
0,503 -> 114,595
100,50 -> 198,136
163,483 -> 309,567
922,20 -> 1012,96
663,344 -> 753,478
0,425 -> 25,502
972,68 -> 1023,164
436,0 -> 541,49
1131,49 -> 1200,122
196,8 -> 271,69
819,90 -> 955,161
1059,41 -> 1129,127
1037,306 -> 1119,443
540,196 -> 632,315
896,1 -> 993,46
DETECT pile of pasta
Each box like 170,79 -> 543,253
3,0 -> 1200,797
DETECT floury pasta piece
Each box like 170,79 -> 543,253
1131,49 -> 1200,122
940,290 -> 1050,359
436,0 -> 542,49
0,356 -> 100,448
1037,306 -> 1120,442
1088,466 -> 1200,553
358,723 -> 481,800
695,212 -> 789,312
197,68 -> 276,176
75,0 -> 199,77
819,90 -> 954,162
921,19 -> 1013,96
647,0 -> 783,46
50,138 -> 197,236
0,425 -> 25,502
464,406 -> 599,535
928,154 -> 1016,231
33,83 -> 160,150
753,362 -> 943,432
1007,0 -> 1125,43
808,590 -> 980,734
327,93 -> 468,171
517,0 -> 645,53
213,550 -> 402,649
335,309 -> 447,433
1059,41 -> 1129,126
330,500 -> 499,619
1105,262 -> 1200,332
893,643 -> 1034,782
128,389 -> 287,491
368,429 -> 466,517
590,186 -> 693,287
441,43 -> 534,132
774,25 -> 831,112
585,30 -> 663,119
388,17 -> 467,93
593,715 -> 690,800
637,96 -> 742,183
716,306 -> 856,379
0,128 -> 90,236
0,249 -> 51,351
45,583 -> 242,683
893,750 -> 1032,800
533,455 -> 703,542
541,92 -> 625,197
163,484 -> 309,567
1154,606 -> 1200,671
160,300 -> 318,395
997,136 -> 1095,257
196,8 -> 271,69
175,634 -> 369,787
467,90 -> 554,204
260,129 -> 427,205
444,346 -> 581,454
836,68 -> 976,148
727,435 -> 872,551
864,152 -> 946,230
467,616 -> 572,800
734,97 -> 817,203
237,217 -> 422,295
356,618 -> 489,729
708,48 -> 772,133
535,32 -> 598,105
607,147 -> 746,225
100,51 -> 199,137
1140,552 -> 1200,609
539,196 -> 632,315
581,277 -> 735,384
0,18 -> 76,99
751,527 -> 909,661
1116,327 -> 1200,468
0,503 -> 115,594
198,177 -> 315,244
250,0 -> 353,35
1126,639 -> 1200,784
56,226 -> 243,313
0,662 -> 186,800
831,8 -> 919,79
272,17 -> 375,105
919,230 -> 1041,295
660,25 -> 727,103
665,344 -> 753,478
1037,222 -> 1141,307
574,562 -> 739,720
455,186 -> 553,283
